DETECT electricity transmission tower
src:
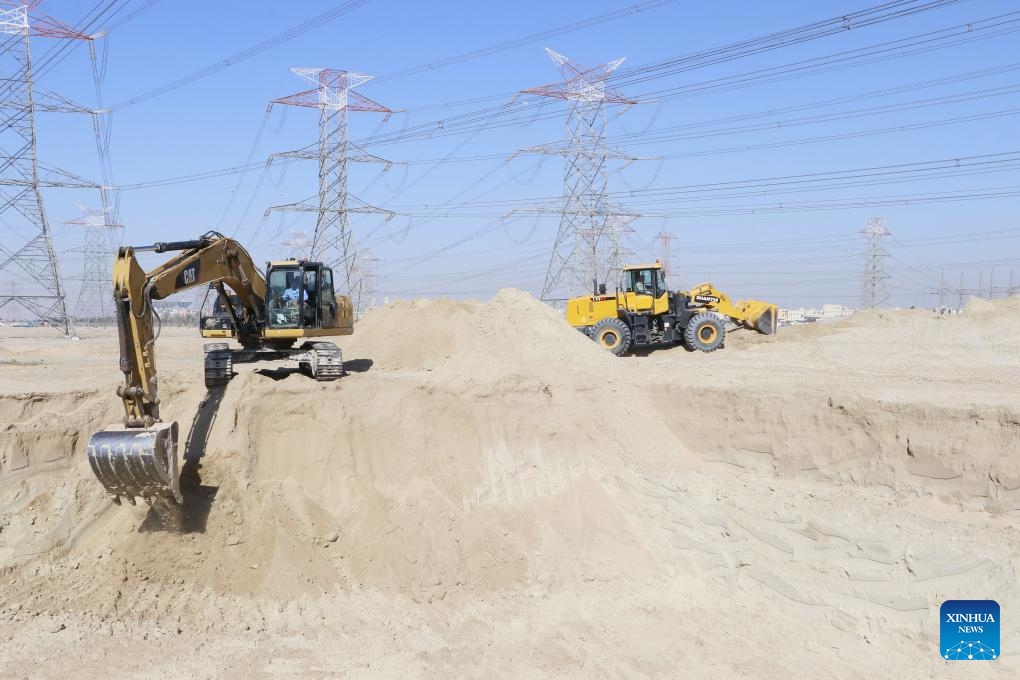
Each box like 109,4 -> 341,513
860,217 -> 891,309
267,68 -> 394,314
282,230 -> 311,259
655,230 -> 678,286
67,205 -> 121,326
513,48 -> 640,301
352,248 -> 379,315
0,5 -> 95,333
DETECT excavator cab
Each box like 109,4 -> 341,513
265,261 -> 339,331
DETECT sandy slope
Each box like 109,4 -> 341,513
1,292 -> 1018,678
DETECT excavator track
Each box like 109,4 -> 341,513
307,341 -> 344,381
203,342 -> 233,388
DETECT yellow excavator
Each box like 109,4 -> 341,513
566,262 -> 777,356
86,232 -> 353,521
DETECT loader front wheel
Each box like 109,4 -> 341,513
592,318 -> 632,356
684,313 -> 725,352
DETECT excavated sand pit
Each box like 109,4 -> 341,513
1,291 -> 1019,677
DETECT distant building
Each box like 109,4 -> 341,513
779,303 -> 854,325
821,304 -> 852,318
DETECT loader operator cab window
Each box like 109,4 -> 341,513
626,269 -> 657,297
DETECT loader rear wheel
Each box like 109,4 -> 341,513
685,313 -> 725,352
592,318 -> 632,356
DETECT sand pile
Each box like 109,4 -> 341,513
2,292 -> 1020,677
1,291 -> 693,603
346,288 -> 612,374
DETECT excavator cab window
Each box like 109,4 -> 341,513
320,268 -> 336,326
267,267 -> 303,328
302,268 -> 318,327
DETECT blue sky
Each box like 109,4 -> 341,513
13,0 -> 1020,309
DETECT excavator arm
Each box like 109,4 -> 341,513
88,232 -> 267,512
687,282 -> 778,336
111,232 -> 266,427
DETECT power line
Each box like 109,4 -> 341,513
108,4 -> 1012,193
609,0 -> 964,88
357,1 -> 976,148
108,0 -> 375,110
613,83 -> 1020,146
623,10 -> 1020,114
378,151 -> 1020,212
374,0 -> 677,83
32,0 -> 129,81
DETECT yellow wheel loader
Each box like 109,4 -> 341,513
566,262 -> 776,356
86,232 -> 354,525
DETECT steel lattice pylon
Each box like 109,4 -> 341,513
860,217 -> 891,309
267,68 -> 393,315
0,4 -> 95,333
67,205 -> 121,326
0,6 -> 66,331
514,48 -> 640,301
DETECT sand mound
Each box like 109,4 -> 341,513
346,288 -> 612,373
965,294 -> 1020,316
2,291 -> 1020,677
843,306 -> 939,327
0,290 -> 691,601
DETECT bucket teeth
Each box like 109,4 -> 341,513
87,422 -> 182,505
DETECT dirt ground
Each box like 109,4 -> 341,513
1,291 -> 1018,678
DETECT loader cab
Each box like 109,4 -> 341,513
265,261 -> 337,330
622,264 -> 670,315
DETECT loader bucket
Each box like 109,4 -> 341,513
87,422 -> 182,506
738,301 -> 778,336
754,305 -> 777,336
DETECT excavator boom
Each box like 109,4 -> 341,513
87,233 -> 266,517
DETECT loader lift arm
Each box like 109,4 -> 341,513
687,282 -> 778,336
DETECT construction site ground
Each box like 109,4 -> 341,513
1,290 -> 1018,678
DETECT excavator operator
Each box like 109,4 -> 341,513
282,277 -> 302,305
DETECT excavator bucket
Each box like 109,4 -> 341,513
87,422 -> 182,506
